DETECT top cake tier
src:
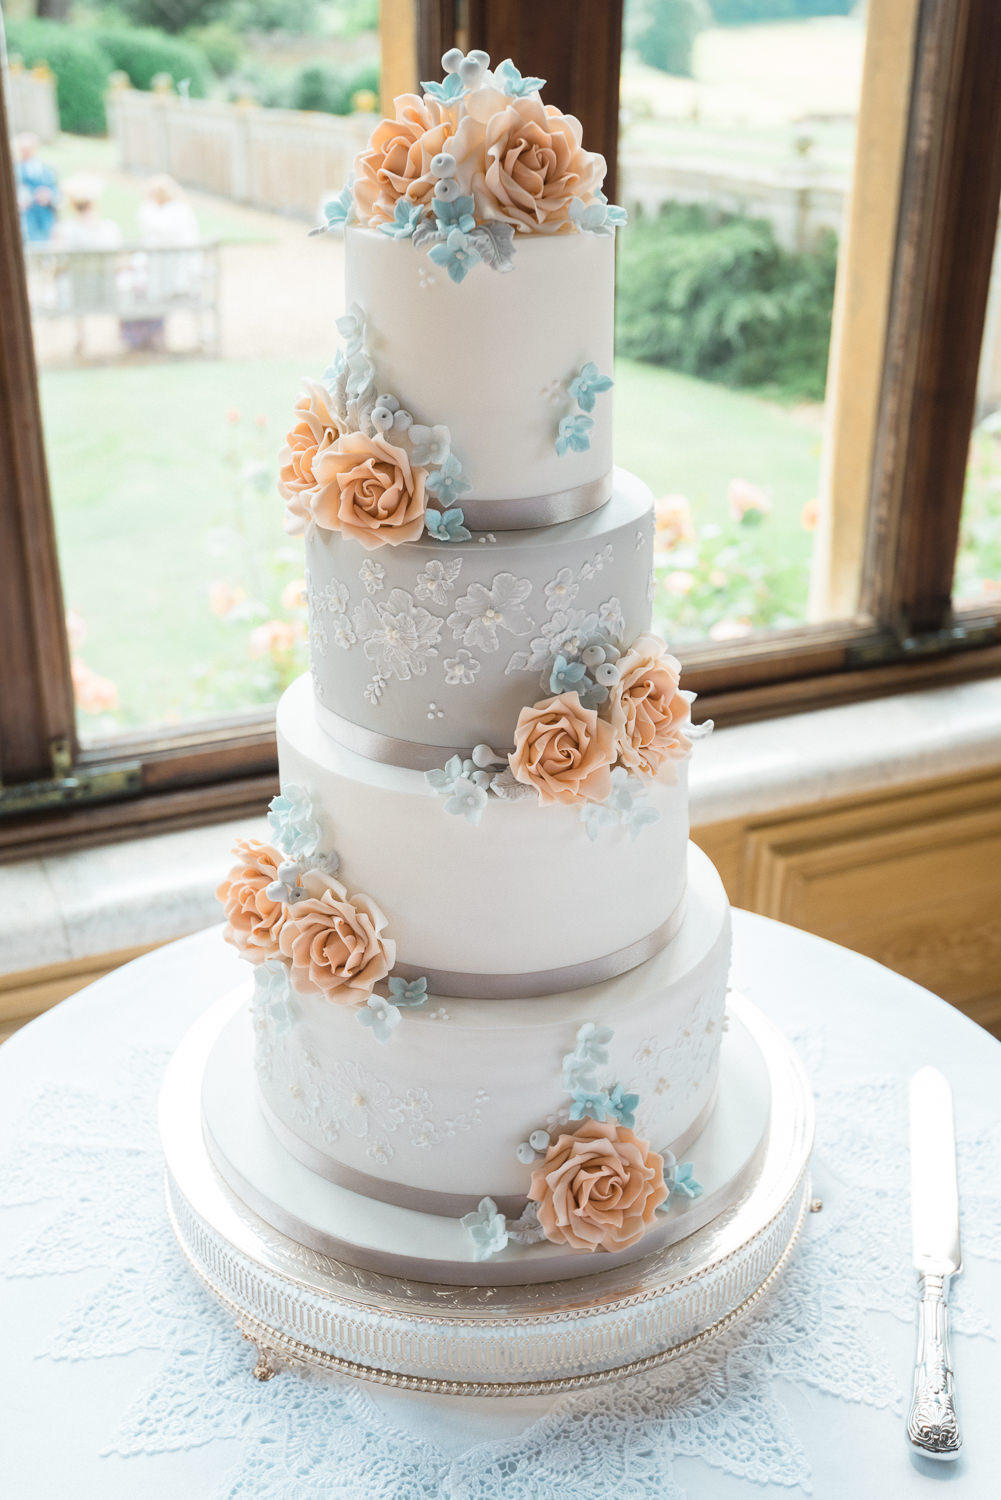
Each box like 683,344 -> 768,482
297,50 -> 625,536
344,227 -> 614,518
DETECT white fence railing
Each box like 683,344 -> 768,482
107,88 -> 373,221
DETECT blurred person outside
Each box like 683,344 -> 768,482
15,132 -> 58,243
120,174 -> 201,352
51,174 -> 122,354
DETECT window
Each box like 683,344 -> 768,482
2,0 -> 1001,856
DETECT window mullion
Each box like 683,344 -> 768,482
0,66 -> 76,787
863,0 -> 1001,640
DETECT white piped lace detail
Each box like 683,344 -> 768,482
1,1035 -> 998,1497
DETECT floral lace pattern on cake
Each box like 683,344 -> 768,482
258,1021 -> 487,1166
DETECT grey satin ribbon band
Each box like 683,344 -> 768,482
392,898 -> 686,1000
255,1082 -> 720,1222
314,700 -> 473,772
456,472 -> 613,532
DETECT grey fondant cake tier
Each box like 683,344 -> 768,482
305,467 -> 655,761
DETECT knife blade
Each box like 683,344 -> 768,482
905,1066 -> 962,1460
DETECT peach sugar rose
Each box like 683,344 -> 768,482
353,93 -> 452,226
278,869 -> 396,1004
311,430 -> 427,549
278,379 -> 344,535
217,839 -> 288,964
475,96 -> 605,233
608,633 -> 691,779
508,691 -> 616,806
528,1118 -> 668,1253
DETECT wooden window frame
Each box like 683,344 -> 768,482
2,0 -> 1001,860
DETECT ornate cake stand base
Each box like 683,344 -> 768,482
161,991 -> 813,1395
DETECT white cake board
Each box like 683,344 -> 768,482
160,990 -> 814,1393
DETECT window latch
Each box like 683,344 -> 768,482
0,739 -> 142,817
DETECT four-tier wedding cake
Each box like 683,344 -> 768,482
211,52 -> 751,1285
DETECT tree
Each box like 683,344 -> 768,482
632,0 -> 711,78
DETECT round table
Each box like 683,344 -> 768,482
1,915 -> 999,1500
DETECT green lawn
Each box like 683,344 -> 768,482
41,355 -> 821,733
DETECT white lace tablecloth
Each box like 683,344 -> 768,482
2,915 -> 1000,1500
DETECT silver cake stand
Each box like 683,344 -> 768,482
161,991 -> 814,1395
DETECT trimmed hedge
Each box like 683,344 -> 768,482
6,19 -> 111,135
709,0 -> 854,21
281,58 -> 379,115
94,27 -> 211,98
616,203 -> 837,401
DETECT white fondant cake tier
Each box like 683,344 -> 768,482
255,843 -> 729,1213
306,468 -> 654,762
203,965 -> 761,1287
277,671 -> 691,985
345,227 -> 614,511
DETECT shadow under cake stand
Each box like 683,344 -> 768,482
160,989 -> 814,1395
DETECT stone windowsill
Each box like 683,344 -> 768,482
2,675 -> 1001,981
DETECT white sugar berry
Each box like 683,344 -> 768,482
471,743 -> 504,769
433,177 -> 460,203
467,49 -> 490,69
595,662 -> 620,686
516,1142 -> 536,1165
430,152 -> 457,179
581,645 -> 604,667
441,48 -> 463,74
529,1129 -> 550,1152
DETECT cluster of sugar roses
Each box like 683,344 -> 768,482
217,786 -> 425,1045
426,629 -> 700,830
462,1021 -> 702,1261
278,303 -> 471,550
320,50 -> 626,283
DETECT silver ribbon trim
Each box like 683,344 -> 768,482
253,1082 -> 720,1222
457,472 -> 613,532
392,899 -> 686,999
314,700 -> 472,772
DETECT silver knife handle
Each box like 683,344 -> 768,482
906,1271 -> 962,1460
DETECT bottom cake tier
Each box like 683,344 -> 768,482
252,844 -> 730,1220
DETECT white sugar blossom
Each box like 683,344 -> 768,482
443,648 -> 480,686
353,589 -> 442,681
358,558 -> 386,595
598,597 -> 625,636
544,567 -> 579,612
312,579 -> 351,615
332,619 -> 356,649
415,556 -> 462,605
505,607 -> 601,675
447,573 -> 533,652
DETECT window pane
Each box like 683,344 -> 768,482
617,1 -> 901,646
955,195 -> 1001,611
5,8 -> 380,741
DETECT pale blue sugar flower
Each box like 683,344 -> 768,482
576,1021 -> 614,1067
252,959 -> 293,1037
335,302 -> 366,357
267,785 -> 322,859
555,413 -> 594,457
388,975 -> 429,1008
580,799 -> 619,843
569,1089 -> 611,1123
318,184 -> 353,233
494,58 -> 546,97
426,453 -> 472,508
422,71 -> 467,106
425,754 -> 465,796
357,995 -> 402,1045
460,1197 -> 509,1261
607,1083 -> 640,1130
380,199 -> 426,239
409,423 -> 451,467
562,1051 -> 599,1093
444,776 -> 488,826
429,227 -> 481,284
661,1150 -> 703,1200
432,194 -> 476,234
425,506 -> 471,542
548,653 -> 588,695
568,362 -> 614,414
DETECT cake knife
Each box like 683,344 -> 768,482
905,1066 -> 962,1460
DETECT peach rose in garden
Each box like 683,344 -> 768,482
727,477 -> 771,523
278,869 -> 396,1004
217,839 -> 287,963
509,691 -> 616,806
279,380 -> 344,536
609,634 -> 691,779
248,618 -> 301,660
71,658 -> 118,716
528,1118 -> 668,1253
654,494 -> 696,552
475,97 -> 605,233
353,93 -> 451,226
312,430 -> 427,548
